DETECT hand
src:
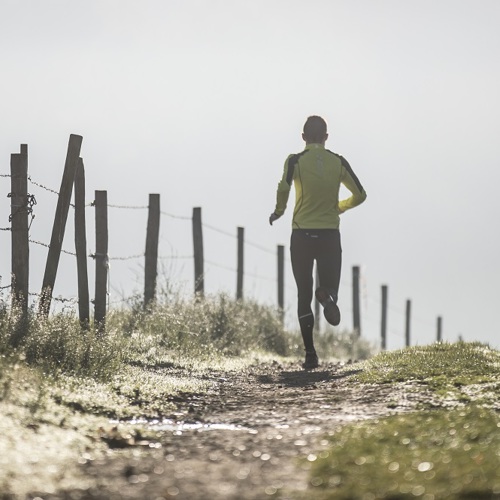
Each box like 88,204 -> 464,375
269,212 -> 281,225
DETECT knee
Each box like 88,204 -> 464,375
297,292 -> 313,316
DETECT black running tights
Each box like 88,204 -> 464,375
290,229 -> 342,351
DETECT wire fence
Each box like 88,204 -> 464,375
1,164 -> 442,348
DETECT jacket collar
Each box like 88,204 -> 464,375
304,143 -> 325,150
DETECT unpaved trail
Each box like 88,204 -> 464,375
31,360 -> 426,500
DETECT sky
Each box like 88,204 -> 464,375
1,0 -> 499,351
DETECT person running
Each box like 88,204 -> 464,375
269,115 -> 367,369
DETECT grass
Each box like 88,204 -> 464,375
304,342 -> 500,499
307,405 -> 500,499
0,290 -> 374,431
4,292 -> 499,498
352,342 -> 500,405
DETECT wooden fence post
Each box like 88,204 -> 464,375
381,284 -> 388,350
352,265 -> 361,336
277,245 -> 284,320
39,134 -> 82,315
144,193 -> 160,308
74,158 -> 89,328
192,207 -> 204,297
236,226 -> 244,300
10,146 -> 29,314
436,316 -> 442,342
405,299 -> 411,347
94,190 -> 108,333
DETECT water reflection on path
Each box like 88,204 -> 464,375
111,418 -> 255,433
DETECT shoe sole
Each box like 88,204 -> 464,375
315,287 -> 341,326
324,302 -> 341,326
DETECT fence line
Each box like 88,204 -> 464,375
2,170 -> 294,265
1,140 -> 447,350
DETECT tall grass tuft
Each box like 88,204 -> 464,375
107,292 -> 291,364
0,297 -> 124,380
2,287 -> 374,379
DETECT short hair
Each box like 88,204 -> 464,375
303,115 -> 328,143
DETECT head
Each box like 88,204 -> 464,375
302,115 -> 328,145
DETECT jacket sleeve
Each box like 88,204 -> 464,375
338,156 -> 367,213
274,155 -> 294,216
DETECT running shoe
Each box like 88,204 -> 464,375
302,350 -> 319,369
315,286 -> 341,326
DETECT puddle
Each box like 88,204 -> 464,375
111,418 -> 255,433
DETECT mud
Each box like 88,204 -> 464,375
27,360 -> 429,500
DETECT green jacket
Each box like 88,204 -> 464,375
274,143 -> 367,229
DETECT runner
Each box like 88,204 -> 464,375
269,115 -> 367,369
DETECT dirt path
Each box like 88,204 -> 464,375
33,360 -> 425,500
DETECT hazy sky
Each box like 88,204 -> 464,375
1,0 -> 499,350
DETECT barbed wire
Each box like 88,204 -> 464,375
28,290 -> 79,304
203,222 -> 234,238
27,176 -> 59,196
29,239 -> 77,257
86,201 -> 279,257
7,193 -> 37,230
161,211 -> 191,221
108,204 -> 148,209
109,254 -> 143,261
206,259 -> 237,274
202,221 -> 278,255
29,239 -> 50,249
0,187 -> 443,336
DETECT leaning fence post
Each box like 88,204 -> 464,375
192,207 -> 204,297
144,193 -> 160,308
39,134 -> 82,316
405,299 -> 411,347
94,190 -> 108,333
381,284 -> 388,350
352,265 -> 361,336
236,226 -> 244,300
74,158 -> 89,328
277,244 -> 284,320
10,145 -> 29,314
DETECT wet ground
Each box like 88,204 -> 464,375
26,360 -> 427,500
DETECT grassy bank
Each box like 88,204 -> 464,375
305,342 -> 500,499
0,292 -> 373,495
3,294 -> 499,498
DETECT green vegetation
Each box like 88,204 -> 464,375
0,293 -> 296,496
1,290 -> 373,382
0,293 -> 290,420
305,343 -> 500,499
354,342 -> 500,386
353,342 -> 500,404
307,405 -> 500,499
0,291 -> 372,423
2,292 -> 499,498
